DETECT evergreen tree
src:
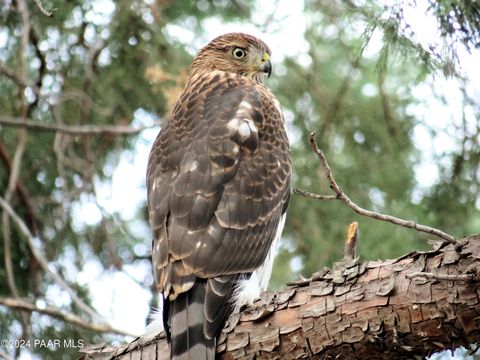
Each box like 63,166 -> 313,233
0,0 -> 478,358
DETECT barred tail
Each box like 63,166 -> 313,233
166,280 -> 214,360
165,275 -> 246,360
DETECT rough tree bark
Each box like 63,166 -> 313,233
79,234 -> 480,359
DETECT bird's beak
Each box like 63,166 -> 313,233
260,53 -> 272,78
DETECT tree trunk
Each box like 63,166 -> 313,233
79,235 -> 480,359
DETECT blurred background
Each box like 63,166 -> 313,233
0,0 -> 479,358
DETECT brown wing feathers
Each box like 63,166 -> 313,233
146,34 -> 291,359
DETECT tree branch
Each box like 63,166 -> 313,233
294,132 -> 457,244
293,188 -> 338,201
0,62 -> 31,88
79,235 -> 480,359
0,196 -> 108,326
2,130 -> 26,299
0,116 -> 162,135
32,0 -> 55,17
0,297 -> 135,337
0,141 -> 42,234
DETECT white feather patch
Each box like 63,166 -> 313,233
238,122 -> 253,139
227,117 -> 258,143
226,100 -> 258,146
239,100 -> 252,110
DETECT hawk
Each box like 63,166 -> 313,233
146,33 -> 291,359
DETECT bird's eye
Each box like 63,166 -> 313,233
232,48 -> 246,59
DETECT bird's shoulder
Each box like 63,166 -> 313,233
172,70 -> 280,123
146,70 -> 287,191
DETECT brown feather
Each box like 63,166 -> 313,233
146,33 -> 291,359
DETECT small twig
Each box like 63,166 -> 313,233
0,196 -> 107,325
32,0 -> 55,17
0,297 -> 135,337
2,131 -> 26,299
406,272 -> 475,282
293,188 -> 338,201
286,268 -> 330,287
0,62 -> 32,89
344,222 -> 359,260
286,275 -> 310,287
0,141 -> 41,233
0,116 -> 161,135
297,132 -> 457,245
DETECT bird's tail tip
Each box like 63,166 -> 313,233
169,282 -> 216,360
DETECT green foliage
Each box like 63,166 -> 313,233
269,0 -> 480,286
269,6 -> 418,285
429,0 -> 480,53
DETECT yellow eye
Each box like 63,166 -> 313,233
232,48 -> 246,59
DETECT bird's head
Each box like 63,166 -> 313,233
191,33 -> 272,84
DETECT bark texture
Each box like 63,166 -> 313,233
79,235 -> 480,359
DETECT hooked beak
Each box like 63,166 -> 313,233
260,53 -> 272,78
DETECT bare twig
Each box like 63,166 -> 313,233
296,132 -> 457,245
0,141 -> 41,233
0,62 -> 32,88
406,272 -> 475,282
0,116 -> 162,135
0,297 -> 135,337
2,131 -> 26,299
0,196 -> 108,325
293,188 -> 338,200
32,0 -> 55,17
